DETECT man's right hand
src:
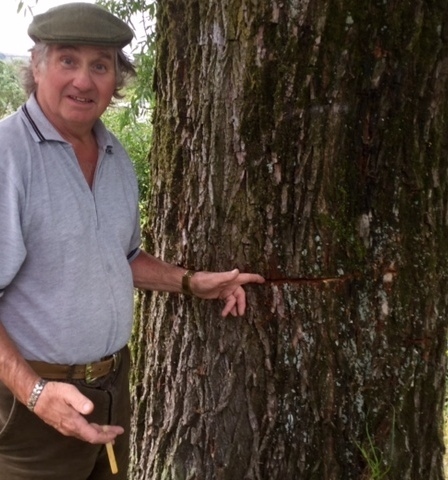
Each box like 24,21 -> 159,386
33,380 -> 124,444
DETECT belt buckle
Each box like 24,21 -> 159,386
112,351 -> 120,371
85,363 -> 97,384
85,351 -> 120,383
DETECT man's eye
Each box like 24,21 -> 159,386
61,57 -> 74,66
94,64 -> 108,73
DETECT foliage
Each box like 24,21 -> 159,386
97,0 -> 157,119
0,60 -> 27,118
16,0 -> 33,17
95,0 -> 157,221
96,0 -> 157,216
102,99 -> 152,221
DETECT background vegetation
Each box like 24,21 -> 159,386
102,100 -> 152,220
0,60 -> 26,117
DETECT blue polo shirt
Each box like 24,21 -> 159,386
0,95 -> 141,364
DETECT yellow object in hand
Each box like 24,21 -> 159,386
106,442 -> 118,475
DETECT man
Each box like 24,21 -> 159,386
0,3 -> 264,479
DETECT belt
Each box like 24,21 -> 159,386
27,350 -> 122,383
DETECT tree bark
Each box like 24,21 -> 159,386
129,0 -> 448,479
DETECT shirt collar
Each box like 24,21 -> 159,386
20,93 -> 114,152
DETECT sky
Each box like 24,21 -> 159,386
0,0 -> 145,57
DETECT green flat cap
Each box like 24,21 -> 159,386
28,2 -> 133,48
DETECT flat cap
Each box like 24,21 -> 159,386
28,2 -> 134,48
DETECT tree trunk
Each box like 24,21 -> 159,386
129,0 -> 448,479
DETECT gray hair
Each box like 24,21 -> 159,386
21,43 -> 136,98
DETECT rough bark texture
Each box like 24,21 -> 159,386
129,0 -> 448,479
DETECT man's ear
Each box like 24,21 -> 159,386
31,51 -> 40,83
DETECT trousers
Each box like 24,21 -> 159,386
0,347 -> 131,480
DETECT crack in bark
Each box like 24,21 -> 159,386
264,275 -> 357,285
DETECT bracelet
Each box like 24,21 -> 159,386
182,270 -> 196,295
27,379 -> 48,412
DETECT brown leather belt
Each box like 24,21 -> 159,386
27,350 -> 121,383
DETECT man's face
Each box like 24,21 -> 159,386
33,45 -> 117,134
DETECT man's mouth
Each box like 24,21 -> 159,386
69,95 -> 94,103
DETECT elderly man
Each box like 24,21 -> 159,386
0,3 -> 264,479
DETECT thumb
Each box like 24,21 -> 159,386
227,268 -> 240,280
67,387 -> 94,415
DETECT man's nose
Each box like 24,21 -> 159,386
72,66 -> 94,90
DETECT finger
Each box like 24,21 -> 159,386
94,423 -> 124,437
221,295 -> 237,317
235,288 -> 247,316
220,268 -> 240,285
235,273 -> 265,286
83,423 -> 124,444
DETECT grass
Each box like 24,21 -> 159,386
355,411 -> 395,480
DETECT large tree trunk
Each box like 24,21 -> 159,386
129,0 -> 448,479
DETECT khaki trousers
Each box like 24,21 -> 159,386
0,347 -> 131,480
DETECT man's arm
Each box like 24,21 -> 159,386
130,250 -> 265,317
0,322 -> 123,444
130,250 -> 191,293
0,322 -> 39,406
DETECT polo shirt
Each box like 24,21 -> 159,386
0,95 -> 141,364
